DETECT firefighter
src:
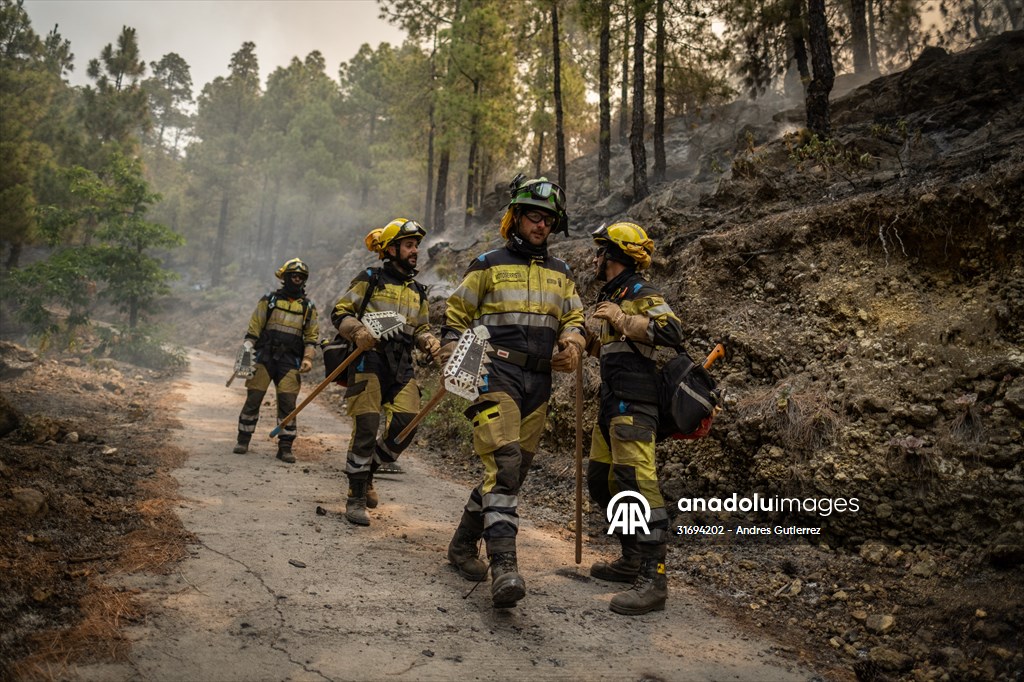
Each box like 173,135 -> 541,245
441,176 -> 586,608
233,258 -> 319,463
586,222 -> 683,615
332,218 -> 440,526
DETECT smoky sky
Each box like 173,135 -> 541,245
23,0 -> 408,90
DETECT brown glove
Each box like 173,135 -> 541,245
299,346 -> 315,373
417,332 -> 442,364
438,341 -> 458,366
593,301 -> 649,342
551,332 -> 585,373
339,316 -> 376,352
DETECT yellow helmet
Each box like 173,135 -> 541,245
592,222 -> 654,270
365,218 -> 427,259
275,257 -> 309,280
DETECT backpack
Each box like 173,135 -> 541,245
322,268 -> 382,386
654,347 -> 721,441
623,338 -> 720,441
321,270 -> 429,385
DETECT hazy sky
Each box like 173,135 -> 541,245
23,0 -> 408,91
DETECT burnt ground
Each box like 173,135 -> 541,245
2,30 -> 1024,682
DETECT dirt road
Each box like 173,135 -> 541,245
72,349 -> 817,681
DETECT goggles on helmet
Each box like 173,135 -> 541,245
516,180 -> 564,207
367,218 -> 427,259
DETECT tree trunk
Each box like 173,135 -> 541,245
850,0 -> 871,74
425,101 -> 435,222
805,0 -> 835,139
867,0 -> 879,72
211,192 -> 230,288
785,0 -> 810,99
360,111 -> 376,209
466,80 -> 480,218
552,0 -> 567,188
652,0 -> 666,183
5,243 -> 22,269
434,149 -> 450,232
264,179 -> 280,272
629,0 -> 649,202
534,130 -> 545,177
255,173 -> 270,267
1004,0 -> 1023,29
619,0 -> 630,146
598,0 -> 611,198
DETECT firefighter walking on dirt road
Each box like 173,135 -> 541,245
331,219 -> 440,526
585,222 -> 683,615
232,258 -> 320,463
441,176 -> 586,609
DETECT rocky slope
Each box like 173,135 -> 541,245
411,31 -> 1024,681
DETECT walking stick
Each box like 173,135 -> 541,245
269,348 -> 364,438
393,326 -> 491,446
574,360 -> 584,565
269,311 -> 406,439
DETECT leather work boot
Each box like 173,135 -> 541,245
345,479 -> 370,526
489,552 -> 526,608
377,460 -> 405,474
590,554 -> 641,582
276,443 -> 295,463
609,557 -> 667,615
365,462 -> 379,509
447,529 -> 487,581
233,433 -> 251,455
591,532 -> 641,582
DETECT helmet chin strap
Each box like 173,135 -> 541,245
597,254 -> 610,282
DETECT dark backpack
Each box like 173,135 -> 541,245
321,269 -> 429,385
322,268 -> 382,386
654,348 -> 721,441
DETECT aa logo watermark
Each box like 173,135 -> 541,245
606,491 -> 651,536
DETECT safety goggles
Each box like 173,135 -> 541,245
523,211 -> 556,227
397,220 -> 424,237
516,180 -> 565,208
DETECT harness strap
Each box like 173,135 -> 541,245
487,344 -> 552,373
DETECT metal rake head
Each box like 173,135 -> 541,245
443,327 -> 491,400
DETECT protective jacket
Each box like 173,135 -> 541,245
596,269 -> 683,404
246,288 -> 319,368
331,262 -> 429,382
442,240 -> 584,370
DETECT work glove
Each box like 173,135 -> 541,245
551,332 -> 585,373
339,316 -> 377,352
438,341 -> 458,366
299,346 -> 315,374
592,301 -> 650,342
417,332 -> 442,364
